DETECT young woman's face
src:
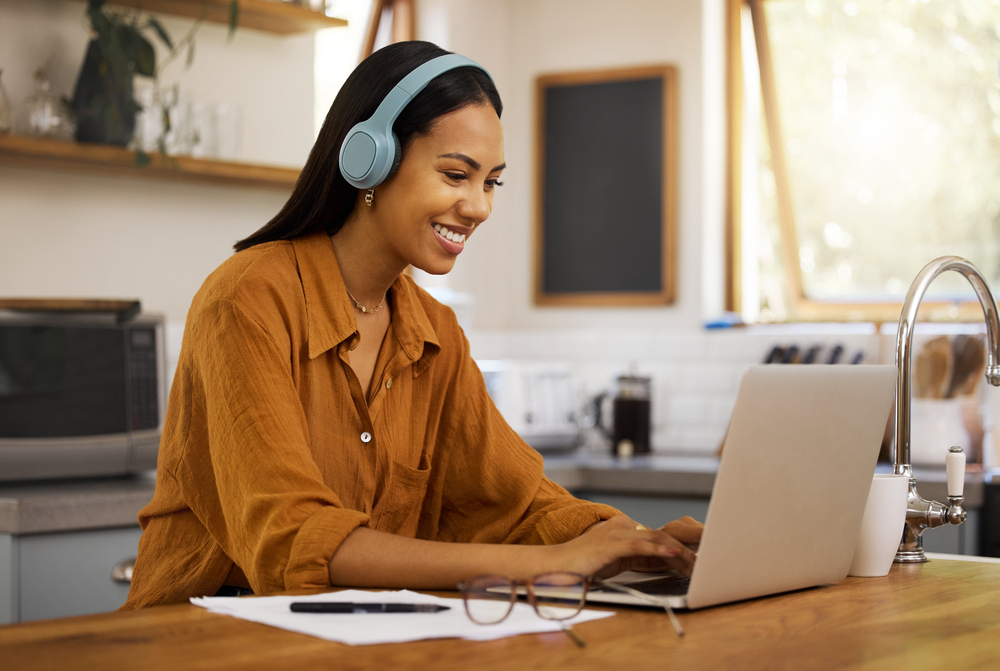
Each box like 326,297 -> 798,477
373,103 -> 505,275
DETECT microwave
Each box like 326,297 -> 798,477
0,305 -> 165,482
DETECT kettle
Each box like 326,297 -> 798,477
593,375 -> 652,457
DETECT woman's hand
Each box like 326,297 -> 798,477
553,515 -> 701,579
660,515 -> 704,549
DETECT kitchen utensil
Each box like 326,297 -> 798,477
763,345 -> 785,363
801,345 -> 822,364
946,333 -> 986,398
594,375 -> 652,457
914,336 -> 952,399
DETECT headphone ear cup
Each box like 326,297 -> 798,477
340,124 -> 380,188
387,132 -> 402,181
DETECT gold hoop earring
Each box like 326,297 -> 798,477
365,188 -> 374,207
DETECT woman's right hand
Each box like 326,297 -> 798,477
553,515 -> 698,579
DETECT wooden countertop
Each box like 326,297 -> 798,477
2,558 -> 998,670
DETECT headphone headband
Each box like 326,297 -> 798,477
339,54 -> 493,190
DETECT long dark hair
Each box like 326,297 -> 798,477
233,41 -> 502,252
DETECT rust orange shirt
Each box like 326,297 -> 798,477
122,231 -> 619,608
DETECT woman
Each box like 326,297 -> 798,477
122,41 -> 701,609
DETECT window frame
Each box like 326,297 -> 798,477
725,0 -> 989,324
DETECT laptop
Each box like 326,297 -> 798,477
583,364 -> 897,610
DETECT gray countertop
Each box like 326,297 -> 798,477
0,456 -> 993,535
543,453 -> 993,508
0,472 -> 156,535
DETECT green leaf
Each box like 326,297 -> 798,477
186,41 -> 195,69
135,149 -> 152,167
116,24 -> 140,62
146,17 -> 173,50
228,1 -> 240,39
133,34 -> 156,77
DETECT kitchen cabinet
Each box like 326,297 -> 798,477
68,0 -> 347,35
2,527 -> 142,623
0,475 -> 155,624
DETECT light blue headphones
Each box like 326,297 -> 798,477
338,54 -> 493,190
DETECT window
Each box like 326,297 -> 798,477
729,0 -> 1000,323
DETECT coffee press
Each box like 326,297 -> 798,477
594,375 -> 652,457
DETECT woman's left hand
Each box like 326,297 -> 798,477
582,515 -> 704,578
659,515 -> 703,549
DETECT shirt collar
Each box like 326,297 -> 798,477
290,231 -> 440,367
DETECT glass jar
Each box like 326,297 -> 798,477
22,70 -> 75,140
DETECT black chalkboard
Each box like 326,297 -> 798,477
535,66 -> 677,306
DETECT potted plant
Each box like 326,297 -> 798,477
71,0 -> 238,148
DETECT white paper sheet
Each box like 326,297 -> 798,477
190,589 -> 614,645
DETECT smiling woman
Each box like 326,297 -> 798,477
119,41 -> 701,610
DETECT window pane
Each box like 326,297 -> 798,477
757,0 -> 1000,307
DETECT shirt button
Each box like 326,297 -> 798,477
386,378 -> 392,389
360,432 -> 372,444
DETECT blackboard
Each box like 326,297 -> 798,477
535,66 -> 677,306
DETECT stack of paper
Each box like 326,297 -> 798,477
191,589 -> 614,645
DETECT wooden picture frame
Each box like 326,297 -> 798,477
534,65 -> 678,307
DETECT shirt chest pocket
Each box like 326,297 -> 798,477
370,454 -> 431,536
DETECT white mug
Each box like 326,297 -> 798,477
848,473 -> 909,577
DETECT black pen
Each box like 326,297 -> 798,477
290,602 -> 450,613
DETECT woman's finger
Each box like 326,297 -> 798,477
660,516 -> 704,545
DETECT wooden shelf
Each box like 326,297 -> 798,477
75,0 -> 347,35
0,134 -> 300,190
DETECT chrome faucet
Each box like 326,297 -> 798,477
894,256 -> 1000,562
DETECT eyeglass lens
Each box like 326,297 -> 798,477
529,572 -> 588,620
460,575 -> 516,625
460,572 -> 588,625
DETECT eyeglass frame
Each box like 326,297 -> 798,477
456,572 -> 594,625
457,571 -> 686,638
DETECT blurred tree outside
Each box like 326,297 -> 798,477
748,0 -> 1000,320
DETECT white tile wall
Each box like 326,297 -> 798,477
468,325 -> 894,455
163,316 -> 993,460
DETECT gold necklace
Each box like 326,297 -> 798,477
345,287 -> 385,315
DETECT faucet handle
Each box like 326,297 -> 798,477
946,446 -> 966,498
945,446 -> 968,526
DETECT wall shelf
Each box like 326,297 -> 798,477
0,134 -> 300,190
73,0 -> 347,35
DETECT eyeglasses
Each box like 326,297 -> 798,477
457,572 -> 684,647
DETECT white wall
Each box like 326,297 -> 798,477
2,0 -> 725,330
0,0 -> 316,326
418,0 -> 727,331
0,0 -> 759,454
